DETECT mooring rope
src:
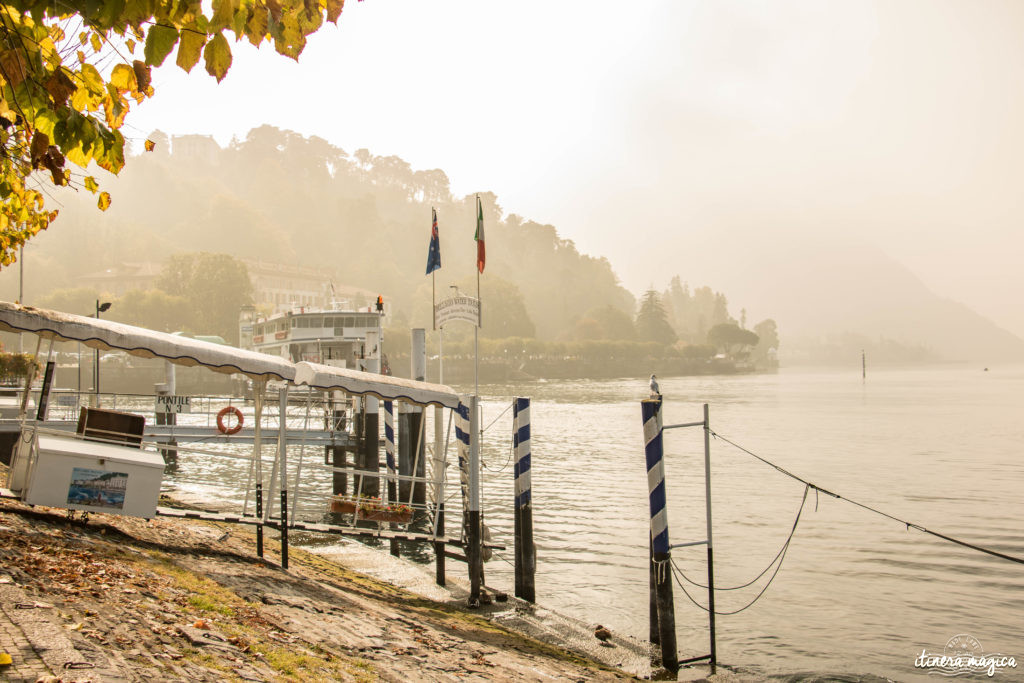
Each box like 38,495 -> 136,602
710,430 -> 1024,566
675,485 -> 809,592
481,437 -> 514,473
481,402 -> 513,433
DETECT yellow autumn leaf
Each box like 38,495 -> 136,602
144,139 -> 155,152
84,176 -> 98,193
0,651 -> 12,665
97,192 -> 111,211
110,64 -> 135,91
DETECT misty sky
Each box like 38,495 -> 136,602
123,0 -> 1024,337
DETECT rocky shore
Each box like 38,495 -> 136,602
0,491 -> 636,682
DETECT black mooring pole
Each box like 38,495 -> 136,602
703,403 -> 717,673
434,502 -> 445,586
649,538 -> 659,645
467,396 -> 482,607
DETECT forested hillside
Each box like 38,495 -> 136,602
12,126 -> 636,342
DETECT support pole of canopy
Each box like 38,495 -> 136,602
278,385 -> 290,569
18,336 -> 41,420
253,381 -> 266,558
433,408 -> 452,586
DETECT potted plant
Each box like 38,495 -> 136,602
328,495 -> 412,523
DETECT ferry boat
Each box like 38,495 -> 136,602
238,303 -> 385,369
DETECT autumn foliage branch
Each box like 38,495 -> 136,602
0,0 -> 350,267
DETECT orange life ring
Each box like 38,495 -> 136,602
217,406 -> 244,435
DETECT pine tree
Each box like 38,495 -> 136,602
635,290 -> 677,345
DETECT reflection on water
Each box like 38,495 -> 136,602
159,365 -> 1024,680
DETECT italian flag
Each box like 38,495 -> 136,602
475,195 -> 486,274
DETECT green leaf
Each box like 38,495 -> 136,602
110,63 -> 136,91
176,28 -> 206,73
203,32 -> 232,82
34,109 -> 59,139
144,24 -> 179,67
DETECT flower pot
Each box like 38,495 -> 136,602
357,508 -> 413,524
329,498 -> 357,515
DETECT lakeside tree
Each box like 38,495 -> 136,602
0,0 -> 348,267
707,322 -> 759,358
636,289 -> 676,345
568,304 -> 635,341
752,318 -> 780,366
157,252 -> 252,343
663,276 -> 732,343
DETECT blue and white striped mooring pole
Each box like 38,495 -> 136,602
383,400 -> 399,557
513,397 -> 536,602
642,397 -> 678,673
456,399 -> 483,606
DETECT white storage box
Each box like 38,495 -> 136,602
23,435 -> 164,518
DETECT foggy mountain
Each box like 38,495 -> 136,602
5,124 -> 1016,364
2,127 -> 637,342
660,225 -> 1024,364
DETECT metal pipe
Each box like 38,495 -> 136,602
663,421 -> 705,430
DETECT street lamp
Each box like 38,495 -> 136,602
94,300 -> 111,397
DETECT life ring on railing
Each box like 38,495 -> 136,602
216,406 -> 244,435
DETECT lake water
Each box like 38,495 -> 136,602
468,365 -> 1024,680
162,364 -> 1024,680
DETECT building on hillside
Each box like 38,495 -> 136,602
78,262 -> 163,297
77,258 -> 382,317
171,134 -> 220,165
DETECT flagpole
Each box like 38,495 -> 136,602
475,196 -> 481,400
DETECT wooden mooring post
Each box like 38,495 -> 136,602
513,397 -> 536,602
642,397 -> 677,674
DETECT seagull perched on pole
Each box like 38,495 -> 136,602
649,374 -> 660,398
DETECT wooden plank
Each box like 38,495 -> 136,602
153,506 -> 504,549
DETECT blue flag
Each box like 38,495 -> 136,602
426,207 -> 441,275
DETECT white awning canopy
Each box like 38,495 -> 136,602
294,361 -> 460,409
0,301 -> 295,382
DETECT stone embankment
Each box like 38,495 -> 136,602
0,493 -> 635,682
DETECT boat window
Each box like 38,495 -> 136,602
343,317 -> 355,328
291,318 -> 298,328
310,316 -> 322,328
